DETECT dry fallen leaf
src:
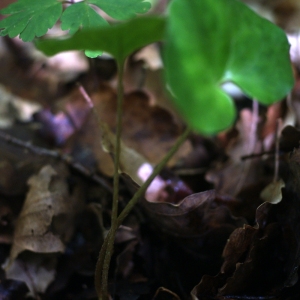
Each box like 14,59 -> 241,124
141,189 -> 245,237
55,85 -> 192,177
3,163 -> 82,297
9,164 -> 74,262
192,148 -> 300,299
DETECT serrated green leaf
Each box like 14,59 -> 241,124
164,0 -> 294,135
61,2 -> 108,35
61,2 -> 109,57
36,16 -> 165,63
89,0 -> 151,20
0,0 -> 62,42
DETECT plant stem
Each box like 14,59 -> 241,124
117,126 -> 191,226
97,61 -> 125,300
94,125 -> 191,299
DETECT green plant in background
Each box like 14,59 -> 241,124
0,0 -> 295,299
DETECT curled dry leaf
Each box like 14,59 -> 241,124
141,189 -> 245,238
138,188 -> 246,296
192,149 -> 300,299
260,179 -> 285,204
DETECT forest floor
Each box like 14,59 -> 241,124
1,1 -> 300,299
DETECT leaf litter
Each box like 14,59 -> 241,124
2,2 -> 300,299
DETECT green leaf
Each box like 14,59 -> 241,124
60,2 -> 109,57
61,2 -> 108,35
224,1 -> 293,105
36,16 -> 165,63
0,0 -> 62,42
164,0 -> 294,135
89,0 -> 151,20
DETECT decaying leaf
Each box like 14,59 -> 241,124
141,189 -> 245,238
3,163 -> 82,296
52,85 -> 192,177
192,148 -> 300,299
206,109 -> 264,197
8,164 -> 75,262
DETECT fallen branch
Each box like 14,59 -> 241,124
0,130 -> 113,193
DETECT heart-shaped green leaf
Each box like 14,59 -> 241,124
36,16 -> 165,64
164,0 -> 294,134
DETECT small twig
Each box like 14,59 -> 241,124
0,130 -> 112,193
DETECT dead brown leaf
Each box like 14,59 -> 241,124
192,148 -> 300,299
53,85 -> 192,177
9,164 -> 75,262
206,109 -> 265,197
141,189 -> 245,237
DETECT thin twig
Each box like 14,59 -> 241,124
0,130 -> 112,193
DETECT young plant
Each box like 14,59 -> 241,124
0,0 -> 294,299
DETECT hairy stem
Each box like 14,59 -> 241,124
97,61 -> 125,300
